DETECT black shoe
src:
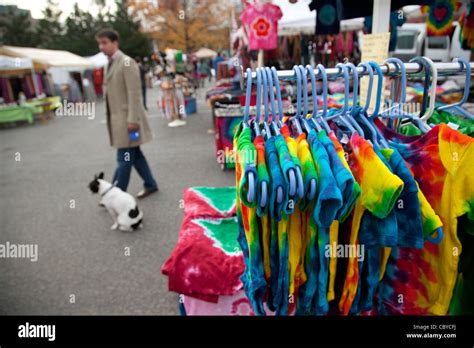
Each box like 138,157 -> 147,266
136,187 -> 159,199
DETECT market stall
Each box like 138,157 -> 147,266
0,45 -> 94,102
0,45 -> 92,124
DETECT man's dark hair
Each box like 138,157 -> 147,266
96,28 -> 120,42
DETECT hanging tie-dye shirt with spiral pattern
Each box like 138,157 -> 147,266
376,122 -> 474,315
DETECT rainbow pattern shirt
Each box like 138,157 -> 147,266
377,122 -> 474,315
339,133 -> 404,315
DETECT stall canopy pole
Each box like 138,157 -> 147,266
258,49 -> 264,68
372,0 -> 391,33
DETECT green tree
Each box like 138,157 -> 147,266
109,0 -> 152,58
35,0 -> 63,49
59,3 -> 101,56
0,7 -> 36,46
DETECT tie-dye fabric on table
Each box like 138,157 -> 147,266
162,216 -> 244,303
162,186 -> 244,304
183,186 -> 236,220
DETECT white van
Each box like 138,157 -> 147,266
392,22 -> 470,62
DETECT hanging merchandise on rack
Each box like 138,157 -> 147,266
235,58 -> 474,316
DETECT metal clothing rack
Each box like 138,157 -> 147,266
241,61 -> 474,84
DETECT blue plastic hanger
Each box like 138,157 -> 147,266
295,65 -> 316,201
297,65 -> 313,134
242,67 -> 255,203
313,64 -> 332,133
271,67 -> 283,135
410,56 -> 432,118
256,68 -> 271,139
265,67 -> 277,124
382,57 -> 430,133
438,57 -> 474,120
327,63 -> 357,134
305,65 -> 322,132
243,67 -> 253,128
409,57 -> 436,128
270,66 -> 285,204
355,62 -> 383,148
364,60 -> 392,148
344,62 -> 365,137
292,65 -> 304,134
290,65 -> 308,200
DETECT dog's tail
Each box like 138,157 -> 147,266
128,205 -> 140,219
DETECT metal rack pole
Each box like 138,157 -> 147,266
241,61 -> 474,84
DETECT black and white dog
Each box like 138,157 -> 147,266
89,172 -> 143,231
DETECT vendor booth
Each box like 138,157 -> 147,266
0,45 -> 93,125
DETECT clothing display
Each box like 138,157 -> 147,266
422,0 -> 459,37
240,2 -> 283,51
233,62 -> 474,316
162,187 -> 244,303
309,0 -> 340,35
399,109 -> 474,137
459,1 -> 474,50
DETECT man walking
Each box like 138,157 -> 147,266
96,29 -> 158,198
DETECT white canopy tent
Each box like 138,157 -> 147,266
0,46 -> 93,70
0,54 -> 39,95
0,55 -> 33,71
86,52 -> 108,68
194,48 -> 218,59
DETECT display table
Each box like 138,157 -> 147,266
0,105 -> 35,124
162,186 -> 249,315
24,96 -> 61,123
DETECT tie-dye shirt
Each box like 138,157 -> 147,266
338,133 -> 404,315
264,136 -> 289,314
253,135 -> 271,285
326,132 -> 362,303
399,109 -> 474,137
295,133 -> 320,315
376,122 -> 474,315
234,123 -> 267,315
280,126 -> 306,297
308,129 -> 343,315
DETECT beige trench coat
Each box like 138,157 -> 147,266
103,51 -> 153,148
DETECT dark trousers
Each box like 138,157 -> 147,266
112,146 -> 158,192
142,85 -> 147,109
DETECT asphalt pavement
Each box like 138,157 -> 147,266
0,86 -> 234,314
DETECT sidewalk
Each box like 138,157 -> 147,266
0,86 -> 234,314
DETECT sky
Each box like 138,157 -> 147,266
2,0 -> 118,19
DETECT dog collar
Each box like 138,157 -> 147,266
101,184 -> 115,197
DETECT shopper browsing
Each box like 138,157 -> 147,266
96,28 -> 159,198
